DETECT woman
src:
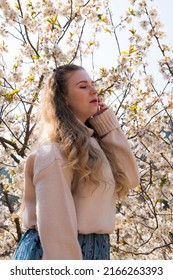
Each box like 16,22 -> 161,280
13,64 -> 140,260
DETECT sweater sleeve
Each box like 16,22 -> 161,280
89,108 -> 140,190
33,144 -> 82,260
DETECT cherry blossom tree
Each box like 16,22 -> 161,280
0,0 -> 172,259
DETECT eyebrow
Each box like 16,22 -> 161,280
75,80 -> 95,85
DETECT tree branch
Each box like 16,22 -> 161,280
69,19 -> 87,64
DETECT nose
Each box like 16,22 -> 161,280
89,85 -> 98,95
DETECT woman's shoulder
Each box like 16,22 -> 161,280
26,141 -> 64,174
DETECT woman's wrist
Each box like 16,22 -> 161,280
89,107 -> 120,136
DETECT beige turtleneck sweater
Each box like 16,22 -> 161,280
22,108 -> 140,259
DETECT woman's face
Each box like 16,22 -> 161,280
66,69 -> 98,123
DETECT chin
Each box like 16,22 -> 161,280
92,108 -> 98,114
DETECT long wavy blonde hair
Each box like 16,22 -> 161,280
38,64 -> 129,199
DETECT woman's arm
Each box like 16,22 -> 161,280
31,143 -> 82,260
89,108 -> 140,190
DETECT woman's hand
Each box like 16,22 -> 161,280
94,99 -> 109,116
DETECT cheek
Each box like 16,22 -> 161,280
67,90 -> 81,104
68,93 -> 85,107
68,96 -> 81,108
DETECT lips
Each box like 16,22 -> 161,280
90,98 -> 98,103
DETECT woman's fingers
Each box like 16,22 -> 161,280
94,101 -> 109,116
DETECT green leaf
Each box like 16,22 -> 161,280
121,51 -> 129,55
160,174 -> 167,186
